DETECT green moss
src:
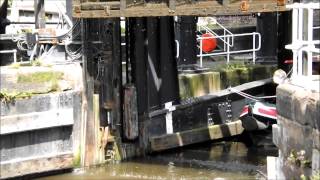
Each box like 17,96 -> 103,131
9,63 -> 21,69
17,71 -> 63,83
217,63 -> 276,88
311,171 -> 320,180
0,90 -> 33,103
178,63 -> 276,98
179,72 -> 220,99
73,146 -> 81,168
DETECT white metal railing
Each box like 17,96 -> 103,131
197,18 -> 261,67
285,3 -> 320,91
0,49 -> 17,63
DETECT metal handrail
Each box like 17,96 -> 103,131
0,49 -> 17,63
197,18 -> 234,48
285,2 -> 320,92
197,32 -> 261,67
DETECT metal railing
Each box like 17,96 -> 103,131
285,3 -> 320,91
197,18 -> 261,67
0,49 -> 17,63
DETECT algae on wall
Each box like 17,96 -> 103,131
178,64 -> 277,99
218,64 -> 276,89
179,72 -> 221,99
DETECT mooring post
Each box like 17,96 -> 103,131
81,18 -> 97,166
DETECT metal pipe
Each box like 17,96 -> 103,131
197,32 -> 261,64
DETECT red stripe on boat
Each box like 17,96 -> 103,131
240,106 -> 249,117
258,108 -> 277,117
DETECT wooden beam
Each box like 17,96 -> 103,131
0,109 -> 74,135
150,120 -> 244,152
0,153 -> 73,179
73,0 -> 287,18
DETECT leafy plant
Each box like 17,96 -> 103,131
0,90 -> 32,103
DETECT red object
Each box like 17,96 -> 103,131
258,108 -> 277,118
239,105 -> 249,117
284,59 -> 293,64
201,33 -> 217,53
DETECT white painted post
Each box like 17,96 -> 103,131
223,30 -> 226,51
307,8 -> 314,77
292,7 -> 298,77
13,50 -> 17,63
253,33 -> 256,64
200,38 -> 203,67
297,7 -> 304,76
227,36 -> 230,64
165,102 -> 176,134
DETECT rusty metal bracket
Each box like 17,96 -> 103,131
240,0 -> 249,12
277,0 -> 286,6
74,5 -> 81,13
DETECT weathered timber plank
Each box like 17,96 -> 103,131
73,0 -> 287,18
81,2 -> 120,10
0,152 -> 73,179
150,120 -> 244,152
0,109 -> 74,135
1,127 -> 73,162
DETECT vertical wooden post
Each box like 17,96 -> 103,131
34,0 -> 45,29
81,18 -> 97,167
93,94 -> 104,163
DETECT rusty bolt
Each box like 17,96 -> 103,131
74,6 -> 81,13
240,0 -> 249,12
277,0 -> 286,6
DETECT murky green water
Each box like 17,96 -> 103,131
39,134 -> 277,180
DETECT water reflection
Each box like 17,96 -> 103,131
39,136 -> 277,180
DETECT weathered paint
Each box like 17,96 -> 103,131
0,91 -> 82,179
270,83 -> 320,179
73,0 -> 288,18
150,120 -> 244,152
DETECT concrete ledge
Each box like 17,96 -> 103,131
0,108 -> 74,135
150,120 -> 244,152
0,90 -> 81,116
0,152 -> 73,179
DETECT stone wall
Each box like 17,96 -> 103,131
271,83 -> 320,179
179,64 -> 276,99
0,63 -> 83,178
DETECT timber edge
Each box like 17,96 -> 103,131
73,0 -> 288,18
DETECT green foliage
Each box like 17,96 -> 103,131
17,71 -> 63,83
288,150 -> 311,168
0,90 -> 32,103
311,171 -> 320,180
9,63 -> 21,69
32,59 -> 42,67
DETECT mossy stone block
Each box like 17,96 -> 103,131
179,72 -> 221,99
